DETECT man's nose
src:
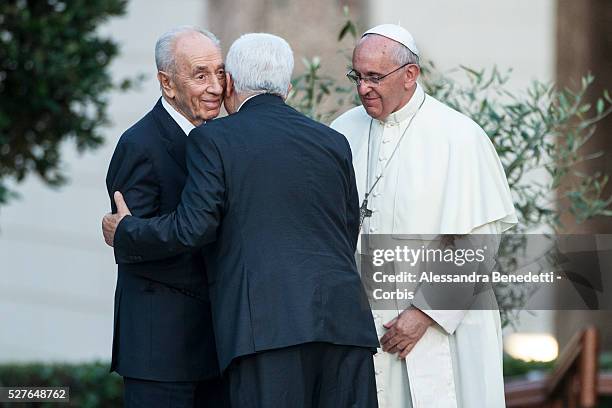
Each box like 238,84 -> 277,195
357,80 -> 372,95
207,76 -> 224,95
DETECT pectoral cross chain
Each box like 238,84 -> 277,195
358,94 -> 426,231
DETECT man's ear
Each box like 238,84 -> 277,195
225,72 -> 234,98
157,71 -> 175,99
404,65 -> 421,90
284,83 -> 293,100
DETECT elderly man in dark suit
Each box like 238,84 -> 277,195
105,26 -> 228,407
103,33 -> 379,408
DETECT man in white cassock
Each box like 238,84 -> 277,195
331,24 -> 518,408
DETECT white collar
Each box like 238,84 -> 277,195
378,83 -> 426,125
161,97 -> 197,135
237,93 -> 265,112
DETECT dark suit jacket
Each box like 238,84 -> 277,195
105,98 -> 219,381
113,94 -> 379,371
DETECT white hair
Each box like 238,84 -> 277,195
225,33 -> 294,98
362,33 -> 420,67
155,25 -> 220,73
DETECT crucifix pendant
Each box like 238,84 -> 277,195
359,198 -> 373,229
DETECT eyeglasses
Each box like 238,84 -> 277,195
346,63 -> 412,86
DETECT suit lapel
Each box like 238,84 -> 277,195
151,98 -> 187,172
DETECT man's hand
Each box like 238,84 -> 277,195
380,308 -> 434,359
102,191 -> 132,247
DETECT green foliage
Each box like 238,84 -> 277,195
0,362 -> 122,407
0,0 -> 136,206
289,56 -> 357,123
503,353 -> 555,378
504,351 -> 612,379
337,6 -> 357,42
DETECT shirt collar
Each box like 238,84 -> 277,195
378,82 -> 425,125
161,97 -> 197,135
237,93 -> 266,112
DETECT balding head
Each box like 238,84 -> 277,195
155,26 -> 220,74
358,34 -> 420,68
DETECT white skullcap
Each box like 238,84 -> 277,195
362,24 -> 419,56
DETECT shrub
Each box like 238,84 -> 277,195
0,0 -> 136,206
0,362 -> 122,407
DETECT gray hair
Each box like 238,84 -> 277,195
362,33 -> 420,67
155,26 -> 220,73
225,33 -> 294,98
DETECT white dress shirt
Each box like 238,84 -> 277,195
161,97 -> 196,135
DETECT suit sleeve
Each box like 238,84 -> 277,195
113,130 -> 225,264
106,141 -> 160,221
346,145 -> 360,252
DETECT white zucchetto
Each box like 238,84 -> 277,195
362,24 -> 420,56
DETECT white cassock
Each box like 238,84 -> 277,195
331,83 -> 518,408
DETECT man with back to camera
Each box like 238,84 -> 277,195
105,26 -> 228,407
102,32 -> 380,408
331,24 -> 517,407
